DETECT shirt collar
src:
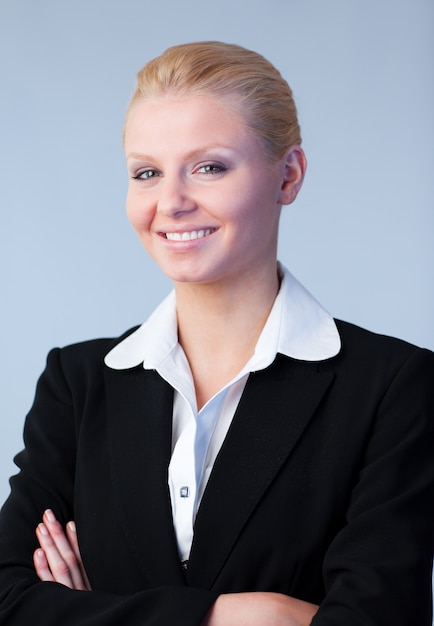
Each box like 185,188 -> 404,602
104,263 -> 341,370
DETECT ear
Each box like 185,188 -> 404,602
278,146 -> 307,205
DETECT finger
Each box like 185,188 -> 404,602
36,523 -> 74,588
33,548 -> 55,583
42,510 -> 87,590
66,521 -> 92,590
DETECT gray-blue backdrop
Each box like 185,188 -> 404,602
1,0 -> 433,519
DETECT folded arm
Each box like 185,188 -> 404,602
34,510 -> 318,626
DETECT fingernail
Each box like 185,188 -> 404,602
44,509 -> 55,522
38,523 -> 48,535
36,549 -> 45,559
67,521 -> 76,532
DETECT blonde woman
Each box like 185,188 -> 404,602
0,42 -> 433,625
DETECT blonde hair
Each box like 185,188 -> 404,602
126,41 -> 301,161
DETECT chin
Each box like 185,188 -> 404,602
157,264 -> 205,284
154,257 -> 215,284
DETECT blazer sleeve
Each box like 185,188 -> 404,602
0,347 -> 218,626
311,346 -> 434,625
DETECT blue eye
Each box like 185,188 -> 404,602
197,164 -> 226,174
132,169 -> 160,180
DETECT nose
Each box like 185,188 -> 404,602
156,175 -> 197,217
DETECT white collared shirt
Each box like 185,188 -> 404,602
105,263 -> 341,560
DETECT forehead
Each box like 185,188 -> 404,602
129,92 -> 238,116
124,93 -> 252,147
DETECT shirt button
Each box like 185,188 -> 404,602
180,486 -> 190,498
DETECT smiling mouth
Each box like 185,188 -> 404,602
165,228 -> 216,241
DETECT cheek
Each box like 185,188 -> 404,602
126,190 -> 152,234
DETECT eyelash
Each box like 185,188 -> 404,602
131,163 -> 226,180
196,163 -> 226,174
131,170 -> 159,180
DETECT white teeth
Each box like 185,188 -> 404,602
166,229 -> 213,241
166,232 -> 181,241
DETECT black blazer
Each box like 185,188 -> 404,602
0,320 -> 433,625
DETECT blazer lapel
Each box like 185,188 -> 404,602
187,356 -> 334,588
104,366 -> 185,585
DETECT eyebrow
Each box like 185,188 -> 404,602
126,145 -> 237,161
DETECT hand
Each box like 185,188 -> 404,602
203,591 -> 318,626
34,509 -> 91,590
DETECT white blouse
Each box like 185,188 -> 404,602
104,263 -> 341,560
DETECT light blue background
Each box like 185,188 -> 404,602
1,0 -> 433,541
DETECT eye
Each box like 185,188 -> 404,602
131,169 -> 160,180
196,163 -> 226,175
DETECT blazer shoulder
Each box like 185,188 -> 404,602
331,319 -> 434,385
64,325 -> 139,353
46,326 -> 141,378
334,318 -> 433,359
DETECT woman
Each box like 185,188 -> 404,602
0,41 -> 433,625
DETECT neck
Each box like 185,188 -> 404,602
174,263 -> 280,408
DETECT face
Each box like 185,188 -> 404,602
124,94 -> 302,287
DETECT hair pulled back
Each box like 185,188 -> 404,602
126,41 -> 301,162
